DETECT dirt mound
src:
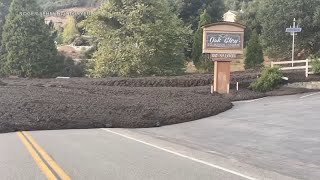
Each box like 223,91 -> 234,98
1,71 -> 319,133
222,87 -> 317,102
90,72 -> 260,88
285,71 -> 320,83
91,76 -> 213,87
0,81 -> 232,133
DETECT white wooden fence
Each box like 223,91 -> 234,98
271,59 -> 313,77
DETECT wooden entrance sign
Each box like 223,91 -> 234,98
202,22 -> 245,94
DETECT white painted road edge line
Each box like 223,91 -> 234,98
300,92 -> 320,99
101,129 -> 259,180
235,98 -> 265,103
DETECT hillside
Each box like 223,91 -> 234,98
37,0 -> 105,11
44,7 -> 97,28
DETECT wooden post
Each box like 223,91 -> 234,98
214,60 -> 231,94
306,59 -> 309,78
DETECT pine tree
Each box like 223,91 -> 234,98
192,10 -> 212,70
1,0 -> 59,77
63,16 -> 79,44
244,32 -> 264,70
0,0 -> 11,48
0,0 -> 11,75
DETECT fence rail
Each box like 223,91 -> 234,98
271,59 -> 313,77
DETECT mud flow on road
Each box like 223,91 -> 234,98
1,71 -> 319,133
0,78 -> 232,133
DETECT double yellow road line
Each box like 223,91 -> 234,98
17,132 -> 71,180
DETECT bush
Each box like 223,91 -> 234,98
250,67 -> 283,92
84,45 -> 97,59
55,54 -> 86,77
73,37 -> 91,46
311,58 -> 320,74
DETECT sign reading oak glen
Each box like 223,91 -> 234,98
202,22 -> 245,59
207,33 -> 241,48
202,22 -> 246,94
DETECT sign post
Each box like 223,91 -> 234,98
286,18 -> 302,67
203,22 -> 245,94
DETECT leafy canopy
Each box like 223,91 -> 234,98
63,16 -> 80,44
175,0 -> 225,30
84,0 -> 191,77
36,0 -> 105,11
224,0 -> 252,11
240,0 -> 320,59
0,0 -> 11,48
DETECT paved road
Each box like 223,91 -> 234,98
4,130 -> 248,180
135,92 -> 320,180
1,93 -> 320,180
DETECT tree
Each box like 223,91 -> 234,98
36,0 -> 106,11
224,0 -> 252,11
175,0 -> 224,59
48,20 -> 58,40
84,0 -> 191,77
0,0 -> 11,48
256,0 -> 320,59
238,0 -> 261,43
244,32 -> 264,69
192,10 -> 212,70
1,0 -> 59,77
175,0 -> 224,30
63,16 -> 80,44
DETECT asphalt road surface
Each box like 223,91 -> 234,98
1,92 -> 320,180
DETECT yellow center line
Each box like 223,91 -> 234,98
21,131 -> 71,180
17,132 -> 57,180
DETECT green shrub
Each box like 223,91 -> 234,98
55,54 -> 86,77
311,58 -> 320,74
63,16 -> 80,44
250,67 -> 283,92
73,37 -> 91,46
